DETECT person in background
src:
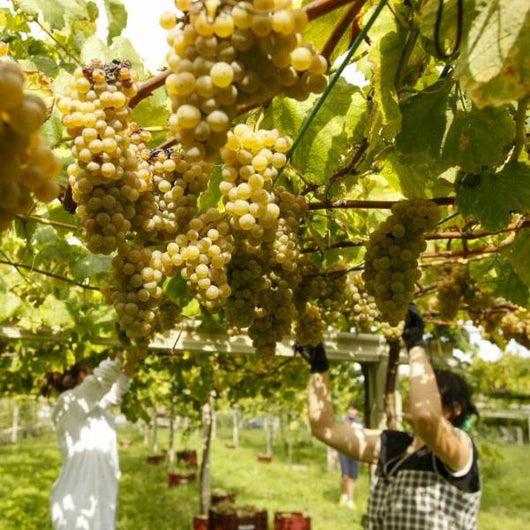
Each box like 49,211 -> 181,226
338,401 -> 362,509
300,304 -> 481,529
42,353 -> 136,530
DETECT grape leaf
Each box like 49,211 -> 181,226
456,162 -> 530,231
80,35 -> 112,64
103,0 -> 127,44
70,254 -> 112,282
109,36 -> 145,78
454,0 -> 530,108
0,292 -> 23,322
469,255 -> 530,307
396,83 -> 514,173
502,229 -> 530,288
39,294 -> 74,329
17,0 -> 86,30
41,108 -> 64,148
262,79 -> 367,184
198,163 -> 222,212
363,6 -> 407,140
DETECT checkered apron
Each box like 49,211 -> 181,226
366,432 -> 481,530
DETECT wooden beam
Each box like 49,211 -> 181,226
0,325 -> 398,363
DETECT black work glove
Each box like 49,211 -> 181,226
402,303 -> 425,350
294,342 -> 330,373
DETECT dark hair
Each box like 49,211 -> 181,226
40,362 -> 89,397
347,401 -> 358,411
434,369 -> 479,428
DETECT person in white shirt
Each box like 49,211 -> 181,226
42,354 -> 135,530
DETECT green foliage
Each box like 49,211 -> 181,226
455,0 -> 530,108
456,163 -> 530,231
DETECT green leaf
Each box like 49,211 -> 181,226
70,254 -> 112,281
41,108 -> 64,148
198,163 -> 222,212
469,255 -> 530,307
442,103 -> 514,173
396,83 -> 514,173
80,35 -> 112,64
503,229 -> 530,288
131,85 -> 169,127
262,79 -> 367,184
110,36 -> 145,78
454,0 -> 530,108
17,0 -> 85,30
104,0 -> 127,44
0,292 -> 23,322
39,294 -> 74,328
456,162 -> 530,230
363,6 -> 407,139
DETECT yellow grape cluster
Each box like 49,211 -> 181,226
136,148 -> 212,235
220,125 -> 291,239
0,62 -> 61,231
296,265 -> 347,326
164,207 -> 234,312
363,198 -> 440,326
153,295 -> 183,333
225,238 -> 268,329
161,0 -> 327,161
104,244 -> 166,339
294,302 -> 326,347
127,122 -> 153,195
342,273 -> 379,333
436,262 -> 467,320
500,311 -> 530,349
59,60 -> 144,254
248,272 -> 299,359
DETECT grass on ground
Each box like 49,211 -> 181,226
0,426 -> 528,529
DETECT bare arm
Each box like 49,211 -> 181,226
407,345 -> 472,472
308,371 -> 381,464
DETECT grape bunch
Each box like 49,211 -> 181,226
0,62 -> 61,231
294,302 -> 326,347
153,296 -> 183,333
135,148 -> 212,236
500,310 -> 530,349
363,198 -> 440,326
104,244 -> 167,340
59,60 -> 145,254
342,273 -> 379,334
436,262 -> 467,320
161,0 -> 327,161
164,208 -> 234,312
220,125 -> 291,239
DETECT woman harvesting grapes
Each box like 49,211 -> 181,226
301,305 -> 481,529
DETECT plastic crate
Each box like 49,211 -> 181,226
177,449 -> 198,468
274,512 -> 310,530
208,508 -> 268,530
167,471 -> 196,486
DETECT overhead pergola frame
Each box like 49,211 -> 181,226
0,325 -> 405,429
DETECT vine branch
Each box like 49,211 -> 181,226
16,214 -> 78,232
308,196 -> 455,210
0,260 -> 99,291
321,0 -> 368,61
129,69 -> 170,109
304,0 -> 359,22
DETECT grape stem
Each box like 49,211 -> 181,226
0,260 -> 99,290
129,69 -> 170,109
15,214 -> 78,232
304,0 -> 363,22
321,0 -> 368,60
